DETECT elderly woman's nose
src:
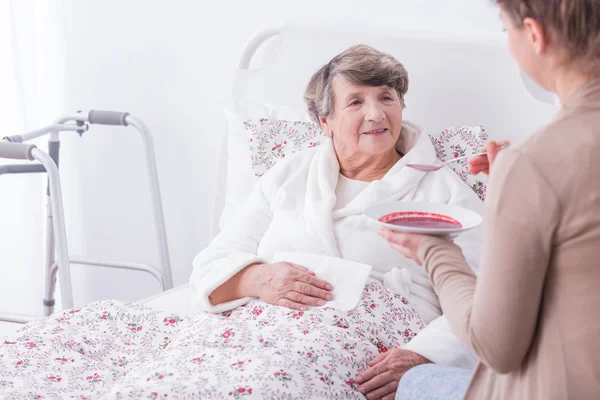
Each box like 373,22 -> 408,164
364,102 -> 385,122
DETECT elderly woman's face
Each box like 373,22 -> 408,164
320,78 -> 403,157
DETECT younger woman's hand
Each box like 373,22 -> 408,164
468,140 -> 510,176
378,229 -> 430,266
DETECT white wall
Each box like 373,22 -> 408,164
0,0 -> 68,318
3,0 -> 504,314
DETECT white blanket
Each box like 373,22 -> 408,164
190,121 -> 484,368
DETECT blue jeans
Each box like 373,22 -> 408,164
395,364 -> 472,400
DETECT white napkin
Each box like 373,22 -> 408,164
272,252 -> 372,312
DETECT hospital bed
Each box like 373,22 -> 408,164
142,22 -> 558,317
1,22 -> 557,327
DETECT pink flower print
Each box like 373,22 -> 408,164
271,141 -> 287,151
158,374 -> 164,380
307,352 -> 312,358
86,372 -> 102,384
223,329 -> 232,339
370,303 -> 376,309
404,329 -> 410,338
16,360 -> 23,366
163,315 -> 182,326
238,388 -> 245,393
377,341 -> 389,353
308,142 -> 318,148
401,298 -> 408,305
252,307 -> 263,316
192,357 -> 203,363
346,378 -> 355,386
26,342 -> 36,348
68,308 -> 81,314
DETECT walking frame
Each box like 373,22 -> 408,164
0,110 -> 173,324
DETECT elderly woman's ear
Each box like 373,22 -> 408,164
319,116 -> 334,138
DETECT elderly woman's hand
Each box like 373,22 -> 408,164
356,348 -> 431,400
246,262 -> 334,311
378,229 -> 430,266
468,140 -> 510,176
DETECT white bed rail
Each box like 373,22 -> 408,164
209,26 -> 283,239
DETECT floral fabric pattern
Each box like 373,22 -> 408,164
246,119 -> 489,200
0,300 -> 186,399
1,281 -> 423,399
430,125 -> 489,201
245,119 -> 326,179
107,280 -> 424,399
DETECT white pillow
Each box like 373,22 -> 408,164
220,101 -> 310,229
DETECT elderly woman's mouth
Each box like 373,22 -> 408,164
363,128 -> 388,135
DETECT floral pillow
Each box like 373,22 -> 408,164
245,119 -> 488,201
245,119 -> 327,179
430,125 -> 489,201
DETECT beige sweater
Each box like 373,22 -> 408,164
418,78 -> 600,399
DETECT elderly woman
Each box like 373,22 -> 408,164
186,45 -> 483,399
382,1 -> 600,399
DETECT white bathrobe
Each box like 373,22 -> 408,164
190,122 -> 484,369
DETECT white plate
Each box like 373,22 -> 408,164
364,201 -> 483,236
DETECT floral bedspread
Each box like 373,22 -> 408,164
1,280 -> 424,399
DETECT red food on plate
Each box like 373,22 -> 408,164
379,211 -> 463,229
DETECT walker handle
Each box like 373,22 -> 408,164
88,110 -> 130,126
0,141 -> 37,160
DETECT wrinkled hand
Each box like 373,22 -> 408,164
468,140 -> 510,176
248,262 -> 333,311
356,349 -> 431,400
379,229 -> 430,266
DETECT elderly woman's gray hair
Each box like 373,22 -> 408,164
304,45 -> 409,124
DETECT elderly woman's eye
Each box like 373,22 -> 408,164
348,100 -> 361,106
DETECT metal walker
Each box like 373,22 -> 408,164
0,110 -> 173,324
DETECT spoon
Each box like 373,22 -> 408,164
407,144 -> 510,172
